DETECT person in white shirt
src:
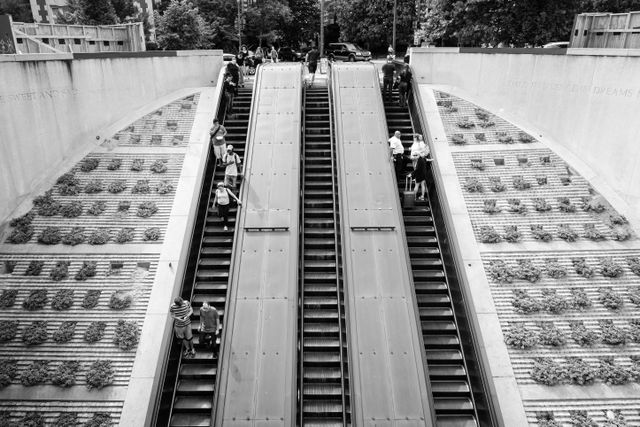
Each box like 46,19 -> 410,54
388,130 -> 405,176
409,134 -> 429,169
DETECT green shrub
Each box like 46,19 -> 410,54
56,173 -> 81,196
456,117 -> 475,128
132,180 -> 151,194
516,259 -> 541,282
53,321 -> 77,343
557,224 -> 578,242
463,177 -> 483,193
600,258 -> 624,278
107,180 -> 127,194
536,412 -> 561,427
82,290 -> 101,309
60,201 -> 83,218
87,201 -> 107,216
51,361 -> 80,388
580,196 -> 606,213
23,289 -> 48,310
482,199 -> 501,214
627,257 -> 640,276
156,180 -> 174,194
0,320 -> 18,342
117,201 -> 131,212
599,320 -> 628,345
544,258 -> 567,279
598,358 -> 632,385
75,261 -> 97,281
137,202 -> 158,218
531,225 -> 553,242
80,158 -> 100,172
114,320 -> 139,350
569,288 -> 592,311
487,260 -> 515,283
115,228 -> 135,244
7,226 -> 34,244
598,287 -> 624,311
474,108 -> 491,121
583,224 -> 606,241
20,412 -> 44,427
557,197 -> 576,213
504,322 -> 538,349
611,225 -> 633,241
470,159 -> 485,171
507,198 -> 527,214
131,159 -> 144,171
51,289 -> 74,311
566,357 -> 596,385
106,158 -> 122,170
0,359 -> 18,388
474,133 -> 485,141
538,321 -> 567,346
34,191 -> 61,216
504,225 -> 521,243
84,180 -> 104,194
572,258 -> 594,278
62,227 -> 86,246
84,413 -> 111,427
143,227 -> 161,241
518,132 -> 535,143
22,321 -> 48,345
451,134 -> 466,144
53,412 -> 78,427
512,175 -> 530,190
628,287 -> 640,306
530,358 -> 567,386
0,290 -> 18,308
25,261 -> 44,276
109,291 -> 132,310
541,289 -> 569,314
86,360 -> 114,389
88,229 -> 111,245
533,198 -> 552,212
9,211 -> 35,228
479,226 -> 501,243
50,261 -> 70,281
84,321 -> 107,343
20,360 -> 49,386
150,159 -> 168,173
38,227 -> 63,245
570,321 -> 599,346
488,176 -> 506,192
512,289 -> 541,314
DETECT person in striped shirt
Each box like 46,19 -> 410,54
170,296 -> 195,358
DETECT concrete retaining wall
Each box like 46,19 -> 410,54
0,50 -> 223,221
410,48 -> 640,214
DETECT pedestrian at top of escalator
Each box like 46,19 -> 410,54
381,56 -> 396,102
305,46 -> 320,87
398,64 -> 412,107
254,45 -> 264,66
388,44 -> 395,60
389,130 -> 405,177
222,73 -> 237,118
226,58 -> 240,88
269,45 -> 278,63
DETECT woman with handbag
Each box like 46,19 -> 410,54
213,182 -> 242,231
209,118 -> 227,166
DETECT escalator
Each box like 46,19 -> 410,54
298,87 -> 351,426
382,89 -> 487,427
155,84 -> 254,427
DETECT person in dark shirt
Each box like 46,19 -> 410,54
305,46 -> 320,87
381,56 -> 396,102
222,73 -> 237,118
226,58 -> 240,90
398,64 -> 413,107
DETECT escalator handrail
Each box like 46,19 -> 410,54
372,65 -> 438,427
408,72 -> 498,426
151,64 -> 228,426
297,68 -> 306,427
211,62 -> 265,424
325,62 -> 349,426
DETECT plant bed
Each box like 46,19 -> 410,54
62,227 -> 86,246
537,412 -> 561,427
482,199 -> 501,214
600,258 -> 624,278
87,201 -> 107,216
7,225 -> 34,244
557,197 -> 576,213
598,287 -> 624,311
0,359 -> 18,388
84,321 -> 107,343
627,257 -> 640,276
0,290 -> 18,308
507,198 -> 527,214
487,260 -> 515,283
543,258 -> 567,279
20,412 -> 45,427
566,357 -> 597,385
0,320 -> 18,342
38,226 -> 63,245
85,360 -> 114,389
533,198 -> 552,212
488,176 -> 506,192
51,361 -> 80,388
53,321 -> 77,343
583,224 -> 606,241
34,190 -> 61,216
88,229 -> 111,245
570,321 -> 599,346
150,160 -> 168,173
85,413 -> 111,427
530,358 -> 567,386
629,319 -> 640,343
451,133 -> 466,145
80,158 -> 100,172
504,322 -> 538,349
115,228 -> 135,243
598,358 -> 632,385
474,108 -> 491,121
504,225 -> 521,242
156,181 -> 174,194
106,158 -> 122,170
463,177 -> 483,193
611,225 -> 633,241
512,175 -> 531,190
512,289 -> 541,314
497,131 -> 514,144
569,287 -> 593,311
130,159 -> 145,171
516,259 -> 541,282
21,360 -> 49,386
581,196 -> 606,213
50,261 -> 70,281
84,180 -> 103,194
518,132 -> 535,143
107,180 -> 127,194
479,226 -> 501,243
22,321 -> 48,345
538,321 -> 567,346
136,201 -> 158,218
599,320 -> 628,345
470,159 -> 485,171
23,289 -> 48,310
569,410 -> 598,427
109,291 -> 133,310
474,133 -> 485,142
54,413 -> 79,427
541,288 -> 569,314
143,227 -> 161,241
572,258 -> 595,278
456,117 -> 475,129
24,260 -> 44,276
132,180 -> 151,194
51,289 -> 74,310
82,290 -> 101,309
557,224 -> 578,242
628,287 -> 640,307
114,320 -> 139,350
56,173 -> 81,196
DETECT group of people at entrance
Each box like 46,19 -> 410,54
389,131 -> 431,201
381,56 -> 413,107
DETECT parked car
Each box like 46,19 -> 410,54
325,42 -> 371,62
278,47 -> 303,62
542,41 -> 569,48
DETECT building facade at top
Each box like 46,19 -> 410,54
27,0 -> 156,24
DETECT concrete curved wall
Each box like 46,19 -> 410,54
410,48 -> 640,214
0,51 -> 223,221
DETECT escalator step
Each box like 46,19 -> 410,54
169,414 -> 211,427
172,396 -> 212,411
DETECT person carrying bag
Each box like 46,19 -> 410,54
210,118 -> 227,166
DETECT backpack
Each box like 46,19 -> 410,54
216,188 -> 230,205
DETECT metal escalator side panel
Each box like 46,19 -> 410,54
331,62 -> 436,426
214,63 -> 304,426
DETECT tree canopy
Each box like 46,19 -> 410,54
0,0 -> 32,22
154,0 -> 208,50
243,0 -> 293,47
